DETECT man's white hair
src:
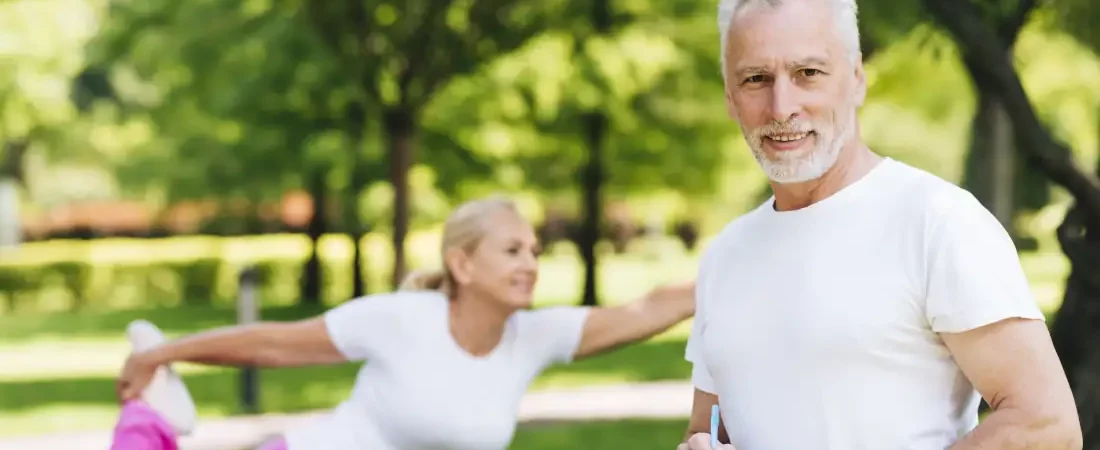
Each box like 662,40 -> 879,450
718,0 -> 861,79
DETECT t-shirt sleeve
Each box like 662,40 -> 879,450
323,294 -> 398,361
685,248 -> 717,394
521,306 -> 592,365
924,192 -> 1045,333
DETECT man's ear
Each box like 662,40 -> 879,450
853,55 -> 867,107
445,248 -> 471,285
725,89 -> 739,121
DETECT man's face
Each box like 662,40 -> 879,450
722,0 -> 866,184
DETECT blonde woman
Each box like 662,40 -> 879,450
111,196 -> 696,450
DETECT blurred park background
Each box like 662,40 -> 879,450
2,0 -> 1100,448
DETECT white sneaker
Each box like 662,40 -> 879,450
126,319 -> 198,436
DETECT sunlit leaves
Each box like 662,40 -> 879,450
1051,0 -> 1099,53
88,0 -> 352,203
1015,18 -> 1100,166
0,0 -> 100,140
417,1 -> 731,203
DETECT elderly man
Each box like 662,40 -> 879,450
678,0 -> 1082,449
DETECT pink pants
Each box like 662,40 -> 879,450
110,401 -> 287,450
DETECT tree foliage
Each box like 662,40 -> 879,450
86,0 -> 363,204
1053,0 -> 1100,54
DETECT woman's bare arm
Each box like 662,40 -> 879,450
143,317 -> 347,368
573,282 -> 695,360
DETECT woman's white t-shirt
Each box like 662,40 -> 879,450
282,291 -> 591,450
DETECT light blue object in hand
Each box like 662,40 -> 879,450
710,404 -> 720,448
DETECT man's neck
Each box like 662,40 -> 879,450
771,144 -> 880,211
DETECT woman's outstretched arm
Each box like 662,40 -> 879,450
573,282 -> 695,360
148,317 -> 345,367
118,317 -> 345,401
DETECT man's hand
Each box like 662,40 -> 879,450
678,433 -> 736,449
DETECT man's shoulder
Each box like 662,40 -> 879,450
879,159 -> 1002,248
880,158 -> 985,220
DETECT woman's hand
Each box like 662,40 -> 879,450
116,351 -> 161,403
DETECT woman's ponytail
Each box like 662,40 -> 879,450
398,269 -> 450,293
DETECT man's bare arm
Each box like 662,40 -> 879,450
682,389 -> 729,444
944,318 -> 1081,449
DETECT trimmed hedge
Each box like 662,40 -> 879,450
0,233 -> 425,314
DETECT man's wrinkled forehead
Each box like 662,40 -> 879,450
726,0 -> 826,25
735,0 -> 784,14
724,1 -> 844,69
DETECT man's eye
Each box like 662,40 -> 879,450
801,68 -> 823,76
743,75 -> 766,84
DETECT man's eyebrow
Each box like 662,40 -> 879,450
787,57 -> 829,68
734,57 -> 830,76
734,65 -> 769,76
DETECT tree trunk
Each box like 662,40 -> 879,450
987,97 -> 1015,227
1051,206 -> 1100,447
383,109 -> 415,289
299,168 -> 327,305
347,101 -> 368,298
350,231 -> 366,298
1057,115 -> 1100,445
964,86 -> 1016,229
579,112 -> 606,307
0,140 -> 27,250
575,0 -> 613,307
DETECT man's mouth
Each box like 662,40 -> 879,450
766,131 -> 812,142
763,130 -> 814,150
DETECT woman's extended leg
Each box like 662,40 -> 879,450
110,401 -> 179,450
110,320 -> 198,450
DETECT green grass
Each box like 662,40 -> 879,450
0,337 -> 693,437
511,419 -> 688,449
0,243 -> 1071,438
0,249 -> 698,438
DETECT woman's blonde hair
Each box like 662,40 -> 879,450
398,196 -> 521,295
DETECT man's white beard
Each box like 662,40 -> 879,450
745,110 -> 854,184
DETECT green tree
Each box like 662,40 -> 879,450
0,0 -> 104,204
481,0 -> 729,305
923,0 -> 1100,443
87,0 -> 369,302
304,0 -> 580,288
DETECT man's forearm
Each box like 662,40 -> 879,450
948,408 -> 1081,450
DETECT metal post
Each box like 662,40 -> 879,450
238,266 -> 260,414
0,178 -> 20,252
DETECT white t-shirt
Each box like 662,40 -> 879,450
282,291 -> 590,450
685,157 -> 1045,450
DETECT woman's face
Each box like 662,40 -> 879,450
450,209 -> 540,309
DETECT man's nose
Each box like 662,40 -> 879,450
769,76 -> 801,123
